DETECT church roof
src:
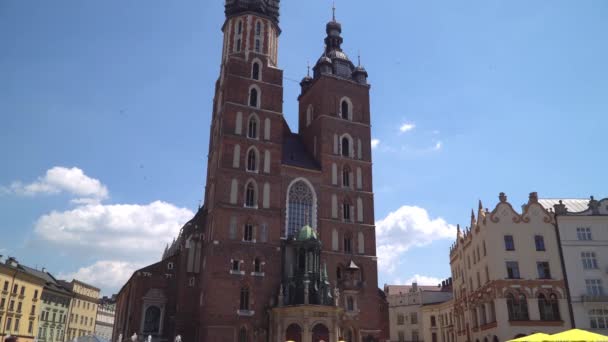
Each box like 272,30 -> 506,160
296,225 -> 318,241
281,133 -> 320,170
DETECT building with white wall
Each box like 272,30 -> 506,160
95,296 -> 115,342
541,196 -> 608,334
385,280 -> 453,342
449,192 -> 571,342
421,299 -> 455,342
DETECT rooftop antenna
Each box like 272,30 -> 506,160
332,1 -> 336,21
358,50 -> 361,66
307,61 -> 310,77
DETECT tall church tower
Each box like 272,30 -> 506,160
199,1 -> 287,341
198,1 -> 386,341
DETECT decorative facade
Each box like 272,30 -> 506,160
113,1 -> 387,342
449,192 -> 572,342
61,280 -> 101,340
95,296 -> 116,342
543,197 -> 608,334
420,299 -> 455,342
385,281 -> 453,342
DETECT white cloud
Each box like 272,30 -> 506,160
35,201 -> 193,256
371,139 -> 380,149
376,206 -> 456,273
58,260 -> 145,294
399,123 -> 416,133
434,141 -> 443,151
5,167 -> 109,202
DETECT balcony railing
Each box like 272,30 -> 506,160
582,295 -> 608,302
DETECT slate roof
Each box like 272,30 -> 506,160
538,198 -> 590,213
281,133 -> 320,170
20,265 -> 72,296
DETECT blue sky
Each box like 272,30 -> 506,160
1,0 -> 607,295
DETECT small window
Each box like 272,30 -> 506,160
346,296 -> 354,311
577,227 -> 593,241
188,277 -> 195,287
342,167 -> 351,187
244,224 -> 254,242
167,262 -> 174,270
240,288 -> 250,310
343,203 -> 351,221
245,182 -> 256,207
247,149 -> 257,172
504,235 -> 515,251
344,237 -> 352,253
582,252 -> 599,269
410,312 -> 418,324
249,88 -> 258,108
586,279 -> 604,296
254,258 -> 262,273
397,314 -> 405,325
232,260 -> 241,271
431,315 -> 436,327
255,39 -> 260,53
535,235 -> 545,251
506,261 -> 520,279
341,100 -> 350,120
252,62 -> 260,80
336,267 -> 342,280
248,116 -> 258,139
537,262 -> 551,279
237,21 -> 243,34
239,327 -> 248,342
341,137 -> 350,157
236,39 -> 242,52
255,22 -> 262,36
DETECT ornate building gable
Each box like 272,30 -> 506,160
520,192 -> 554,224
489,192 -> 523,223
552,196 -> 608,216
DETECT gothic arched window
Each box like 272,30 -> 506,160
247,115 -> 258,139
247,148 -> 258,172
287,180 -> 314,237
249,87 -> 259,108
341,136 -> 351,157
245,181 -> 257,208
143,306 -> 161,334
255,22 -> 262,36
341,100 -> 350,120
252,62 -> 260,80
342,166 -> 351,187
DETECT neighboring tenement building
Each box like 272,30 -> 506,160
385,281 -> 453,342
62,280 -> 100,340
20,266 -> 72,342
541,196 -> 608,335
95,296 -> 116,342
421,299 -> 455,342
113,1 -> 388,342
449,192 -> 571,342
0,257 -> 46,342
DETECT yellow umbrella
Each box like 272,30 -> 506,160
542,329 -> 608,342
507,333 -> 550,342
